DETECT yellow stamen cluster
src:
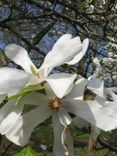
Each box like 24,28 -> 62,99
49,97 -> 61,111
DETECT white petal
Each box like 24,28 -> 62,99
65,129 -> 74,156
0,100 -> 24,135
87,79 -> 104,98
73,116 -> 89,129
64,99 -> 117,131
20,92 -> 48,106
38,66 -> 52,79
53,34 -> 72,49
6,105 -> 51,146
0,94 -> 6,104
0,67 -> 30,94
40,35 -> 83,76
66,38 -> 89,65
52,113 -> 65,156
5,44 -> 37,74
66,76 -> 87,100
58,108 -> 72,126
43,44 -> 83,67
52,113 -> 73,156
46,73 -> 77,98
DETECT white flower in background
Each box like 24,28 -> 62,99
73,58 -> 117,147
3,76 -> 117,156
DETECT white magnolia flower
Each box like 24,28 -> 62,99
39,34 -> 89,77
74,58 -> 117,145
0,33 -> 87,150
3,76 -> 117,156
0,73 -> 77,144
1,34 -> 89,95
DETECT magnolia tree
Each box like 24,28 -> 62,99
0,34 -> 117,156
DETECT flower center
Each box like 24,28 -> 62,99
49,97 -> 61,111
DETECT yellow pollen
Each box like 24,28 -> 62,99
49,97 -> 61,111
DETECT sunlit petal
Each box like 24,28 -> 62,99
66,38 -> 89,65
5,44 -> 37,74
46,73 -> 77,98
39,34 -> 84,77
53,34 -> 72,49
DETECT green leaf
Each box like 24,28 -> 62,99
13,146 -> 38,156
9,84 -> 44,100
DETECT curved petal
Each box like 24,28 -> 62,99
64,99 -> 117,131
66,76 -> 87,100
45,73 -> 77,98
0,67 -> 30,94
0,100 -> 24,135
58,108 -> 73,156
5,44 -> 37,74
40,35 -> 83,77
52,113 -> 65,156
58,107 -> 72,126
6,105 -> 51,146
52,113 -> 73,156
66,38 -> 89,65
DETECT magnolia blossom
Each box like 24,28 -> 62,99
2,76 -> 117,156
0,34 -> 89,138
0,34 -> 89,96
73,58 -> 117,144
